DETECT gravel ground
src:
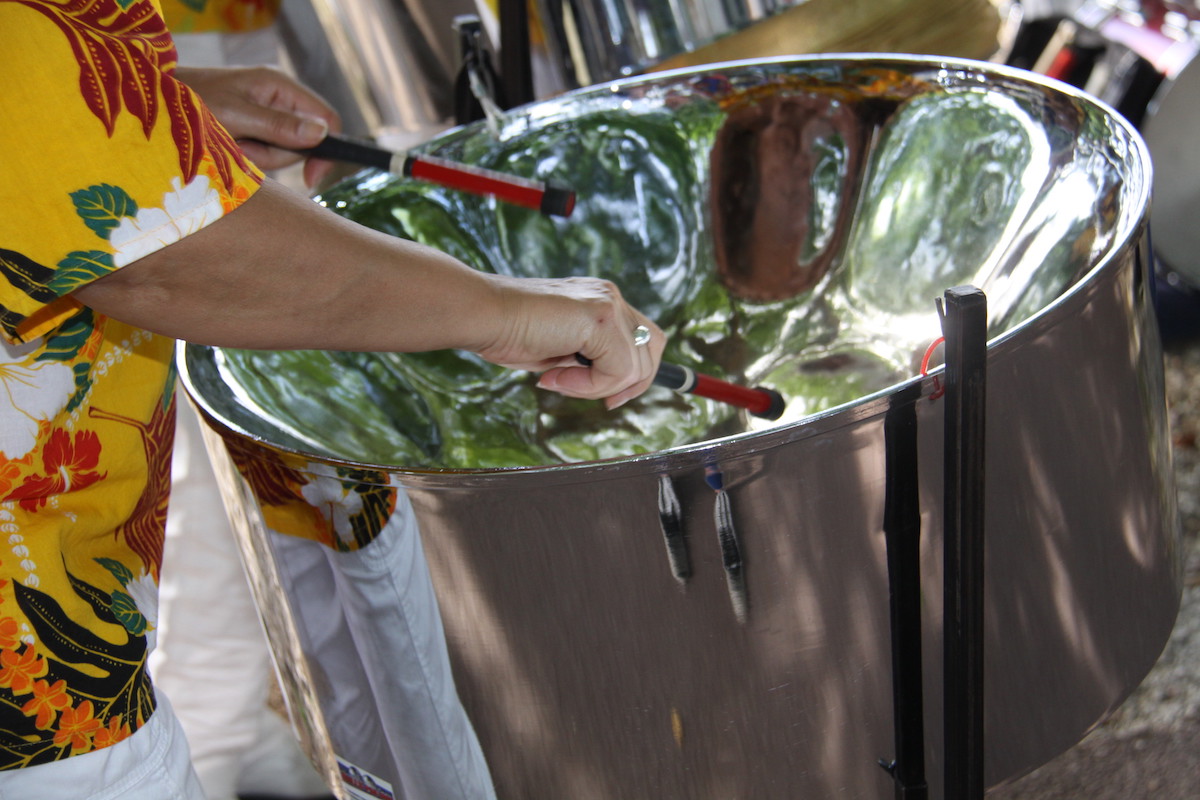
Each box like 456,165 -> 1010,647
989,346 -> 1200,799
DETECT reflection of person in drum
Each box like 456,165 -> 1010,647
0,1 -> 663,799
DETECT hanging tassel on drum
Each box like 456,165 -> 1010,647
706,464 -> 747,623
658,475 -> 691,584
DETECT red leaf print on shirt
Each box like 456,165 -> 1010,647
89,396 -> 175,579
4,429 -> 106,512
16,0 -> 257,188
16,0 -> 173,137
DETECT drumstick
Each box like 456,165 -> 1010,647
302,134 -> 576,217
574,355 -> 786,420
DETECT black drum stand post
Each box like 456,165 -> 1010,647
881,286 -> 987,800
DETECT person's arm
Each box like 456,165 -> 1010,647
169,66 -> 663,407
64,64 -> 660,408
72,174 -> 661,409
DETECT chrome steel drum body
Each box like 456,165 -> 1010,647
179,56 -> 1178,799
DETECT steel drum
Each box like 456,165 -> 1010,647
646,0 -> 1020,74
179,56 -> 1179,799
276,0 -> 475,145
1144,52 -> 1200,282
1005,0 -> 1200,335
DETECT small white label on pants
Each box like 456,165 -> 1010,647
336,756 -> 396,800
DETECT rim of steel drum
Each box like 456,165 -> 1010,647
179,53 -> 1154,488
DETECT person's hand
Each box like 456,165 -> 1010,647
175,65 -> 341,189
473,276 -> 664,410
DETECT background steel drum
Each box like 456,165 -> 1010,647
1142,50 -> 1200,283
1002,0 -> 1200,341
180,56 -> 1179,798
646,0 -> 1019,74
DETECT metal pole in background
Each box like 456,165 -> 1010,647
278,0 -> 471,145
498,0 -> 534,106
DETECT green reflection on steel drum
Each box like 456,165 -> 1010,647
209,62 -> 1129,469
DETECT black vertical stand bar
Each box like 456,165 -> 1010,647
498,0 -> 534,108
453,15 -> 506,125
880,383 -> 929,800
941,286 -> 988,800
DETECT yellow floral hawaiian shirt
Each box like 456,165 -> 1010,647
0,0 -> 263,769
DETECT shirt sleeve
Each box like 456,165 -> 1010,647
0,0 -> 265,344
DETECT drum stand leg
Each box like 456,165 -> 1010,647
880,382 -> 929,800
941,286 -> 988,800
880,286 -> 987,800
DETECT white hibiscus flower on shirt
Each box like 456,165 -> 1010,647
125,570 -> 159,651
0,337 -> 75,459
109,174 -> 224,267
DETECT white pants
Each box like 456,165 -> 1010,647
150,398 -> 330,800
0,694 -> 203,800
270,486 -> 497,800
